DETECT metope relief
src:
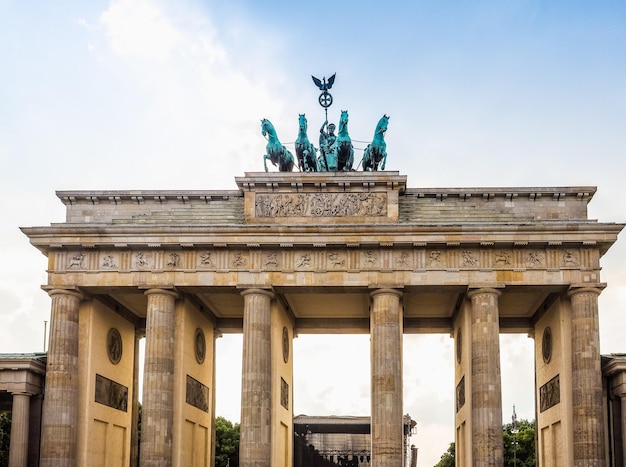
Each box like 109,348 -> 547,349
199,251 -> 215,268
135,252 -> 151,268
363,250 -> 378,266
68,252 -> 86,269
101,254 -> 117,269
494,251 -> 511,266
255,192 -> 387,218
166,252 -> 180,268
232,252 -> 248,268
526,251 -> 544,267
296,253 -> 312,269
328,251 -> 346,268
562,250 -> 578,266
462,250 -> 478,266
429,251 -> 446,268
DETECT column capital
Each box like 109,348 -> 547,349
144,288 -> 179,299
467,287 -> 502,299
240,288 -> 274,299
45,288 -> 84,300
567,284 -> 605,298
370,288 -> 403,299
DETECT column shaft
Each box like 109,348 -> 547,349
569,287 -> 606,466
620,395 -> 626,467
8,393 -> 31,467
130,328 -> 144,467
240,289 -> 273,467
468,288 -> 503,466
370,289 -> 403,467
140,289 -> 178,467
40,289 -> 82,467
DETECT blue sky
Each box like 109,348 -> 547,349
2,1 -> 626,464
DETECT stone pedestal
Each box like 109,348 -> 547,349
468,288 -> 503,466
140,289 -> 178,467
40,289 -> 82,467
370,289 -> 403,467
568,287 -> 606,466
240,289 -> 273,467
8,392 -> 30,467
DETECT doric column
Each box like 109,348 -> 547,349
568,287 -> 606,466
239,288 -> 273,467
370,288 -> 403,467
8,392 -> 31,467
468,287 -> 503,466
620,395 -> 626,467
130,327 -> 144,467
140,289 -> 178,467
40,288 -> 82,467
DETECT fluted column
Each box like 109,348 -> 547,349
140,289 -> 178,467
239,288 -> 273,467
370,288 -> 403,467
40,289 -> 82,467
8,392 -> 31,467
130,327 -> 144,467
468,287 -> 503,466
568,287 -> 606,467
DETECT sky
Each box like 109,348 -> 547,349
1,0 -> 626,465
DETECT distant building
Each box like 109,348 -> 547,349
293,414 -> 416,466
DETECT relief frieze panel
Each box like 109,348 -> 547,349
255,192 -> 387,218
51,246 -> 598,275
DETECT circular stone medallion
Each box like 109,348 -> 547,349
195,328 -> 206,364
542,327 -> 552,364
107,328 -> 123,365
282,327 -> 290,363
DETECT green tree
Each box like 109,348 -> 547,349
215,416 -> 239,467
433,420 -> 536,467
434,442 -> 455,467
0,412 -> 11,467
503,419 -> 536,467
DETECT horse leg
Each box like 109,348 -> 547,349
381,151 -> 387,171
264,154 -> 270,172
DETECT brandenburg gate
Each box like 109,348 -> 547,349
21,171 -> 622,466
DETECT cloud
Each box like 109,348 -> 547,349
101,0 -> 185,61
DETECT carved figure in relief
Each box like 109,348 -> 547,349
296,253 -> 312,268
328,251 -> 345,267
232,253 -> 247,268
526,251 -> 544,267
494,251 -> 511,265
462,250 -> 477,266
68,252 -> 85,269
562,250 -> 578,265
200,252 -> 214,267
136,252 -> 149,267
261,118 -> 295,172
361,114 -> 389,171
365,250 -> 377,265
265,252 -> 278,267
396,252 -> 410,267
295,114 -> 318,172
429,251 -> 444,267
167,253 -> 180,267
102,255 -> 116,269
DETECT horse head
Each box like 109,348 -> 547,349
339,110 -> 349,134
298,114 -> 307,133
261,118 -> 269,137
377,114 -> 390,136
